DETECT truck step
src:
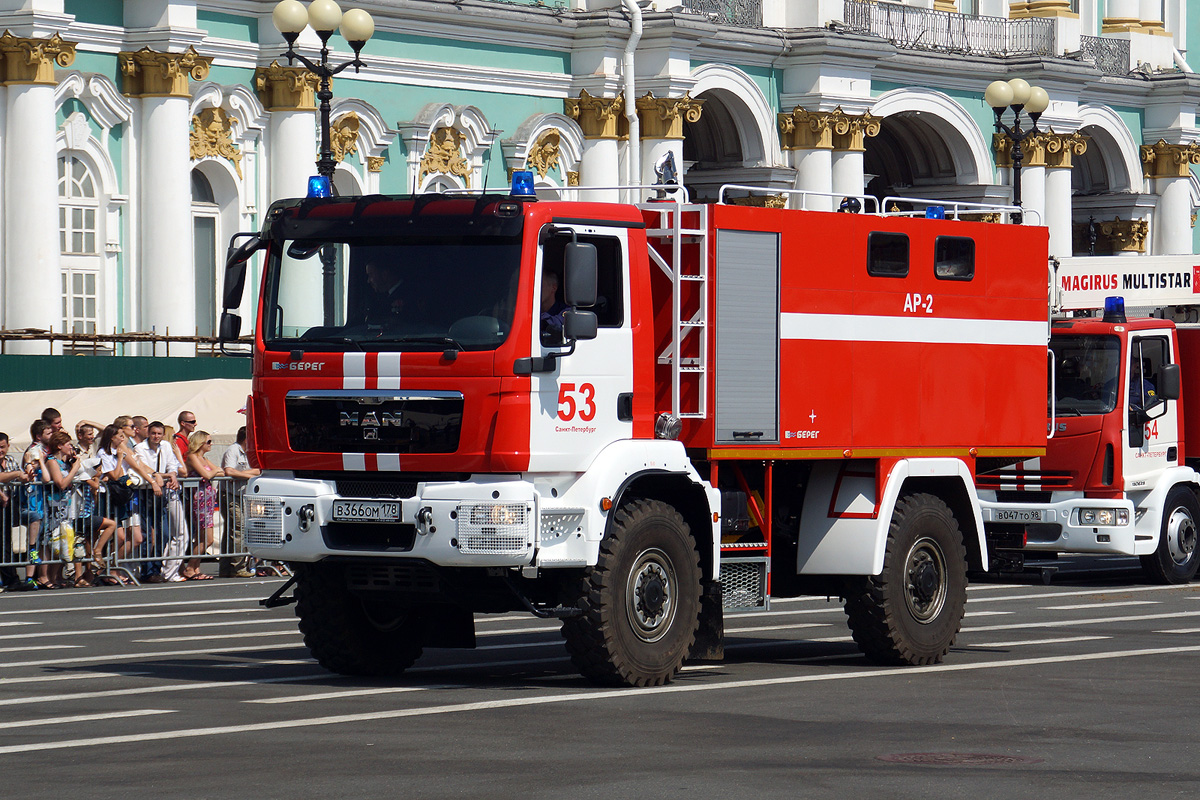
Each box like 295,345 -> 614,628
720,556 -> 768,611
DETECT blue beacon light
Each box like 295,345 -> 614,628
1103,296 -> 1126,324
307,175 -> 332,198
510,170 -> 536,198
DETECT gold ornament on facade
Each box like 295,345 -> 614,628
779,107 -> 836,150
566,171 -> 580,187
253,61 -> 319,111
526,129 -> 562,179
366,156 -> 385,173
992,130 -> 1049,168
420,126 -> 471,186
190,107 -> 243,179
330,113 -> 360,164
119,46 -> 211,98
0,31 -> 76,85
564,89 -> 625,140
1043,131 -> 1088,170
726,194 -> 787,209
1098,217 -> 1149,253
635,92 -> 704,140
1140,140 -> 1200,180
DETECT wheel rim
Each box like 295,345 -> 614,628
626,547 -> 677,643
904,536 -> 948,624
1165,507 -> 1197,566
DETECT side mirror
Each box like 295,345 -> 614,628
223,233 -> 264,310
563,309 -> 597,341
564,242 -> 597,307
1129,412 -> 1145,448
1159,363 -> 1181,400
219,311 -> 242,342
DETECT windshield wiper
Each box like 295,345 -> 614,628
293,335 -> 364,351
374,335 -> 464,351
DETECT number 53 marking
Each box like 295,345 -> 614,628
558,382 -> 596,421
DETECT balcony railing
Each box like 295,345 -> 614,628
682,0 -> 763,28
1080,35 -> 1130,76
844,0 -> 1054,58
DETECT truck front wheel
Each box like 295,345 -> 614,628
294,562 -> 423,676
561,499 -> 701,687
843,492 -> 968,666
1141,485 -> 1200,585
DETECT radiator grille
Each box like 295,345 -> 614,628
335,481 -> 418,499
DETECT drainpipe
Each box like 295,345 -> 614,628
620,0 -> 642,201
1172,47 -> 1193,73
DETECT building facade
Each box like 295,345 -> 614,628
0,0 -> 1196,357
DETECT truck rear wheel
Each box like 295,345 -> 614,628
561,499 -> 701,687
294,562 -> 423,676
843,492 -> 968,666
1140,485 -> 1200,585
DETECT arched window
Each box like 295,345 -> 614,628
192,168 -> 219,338
58,154 -> 100,335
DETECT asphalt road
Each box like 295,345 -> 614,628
1,556 -> 1198,799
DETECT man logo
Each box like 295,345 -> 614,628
340,411 -> 404,427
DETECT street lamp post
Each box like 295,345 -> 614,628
985,78 -> 1049,225
272,0 -> 375,326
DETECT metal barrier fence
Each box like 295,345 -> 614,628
0,475 -> 283,588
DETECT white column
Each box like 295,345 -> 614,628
139,95 -> 195,354
1155,176 -> 1193,255
579,138 -> 619,202
1019,164 -> 1046,227
3,81 -> 61,350
1044,166 -> 1073,257
269,109 -> 317,202
831,150 -> 865,205
1104,0 -> 1141,24
794,148 -> 833,211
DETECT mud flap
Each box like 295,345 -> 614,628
687,579 -> 724,662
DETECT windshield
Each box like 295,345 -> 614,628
263,235 -> 522,351
1051,334 -> 1121,416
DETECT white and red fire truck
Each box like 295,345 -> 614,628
976,256 -> 1200,584
220,177 -> 1049,686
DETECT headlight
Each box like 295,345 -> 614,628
1079,507 -> 1129,526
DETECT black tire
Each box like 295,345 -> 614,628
293,562 -> 423,676
843,492 -> 968,666
1140,485 -> 1200,585
561,499 -> 701,687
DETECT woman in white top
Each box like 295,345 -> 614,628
97,424 -> 157,583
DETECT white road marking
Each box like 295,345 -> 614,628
0,643 -> 307,670
96,609 -> 266,620
0,672 -> 153,687
1040,601 -> 1158,611
0,621 -> 39,627
0,673 -> 333,707
0,644 -> 80,654
0,596 -> 267,615
963,611 -> 1013,617
964,636 -> 1110,648
4,643 -> 1199,755
962,610 -> 1200,633
249,686 -> 436,705
726,623 -> 831,634
970,584 -> 1199,604
3,710 -> 175,729
0,618 -> 297,641
1154,627 -> 1200,634
134,631 -> 303,644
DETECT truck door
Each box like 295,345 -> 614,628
1123,333 -> 1178,490
528,225 -> 634,471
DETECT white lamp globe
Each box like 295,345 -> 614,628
340,8 -> 374,44
1006,78 -> 1031,107
984,80 -> 1013,109
272,0 -> 308,34
307,0 -> 343,35
1025,86 -> 1050,115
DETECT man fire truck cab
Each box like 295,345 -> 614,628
220,173 -> 1050,687
976,264 -> 1200,585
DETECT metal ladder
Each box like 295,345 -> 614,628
637,201 -> 709,420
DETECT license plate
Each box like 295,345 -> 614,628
992,509 -> 1045,523
331,500 -> 403,523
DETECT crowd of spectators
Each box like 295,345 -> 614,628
0,407 -> 262,592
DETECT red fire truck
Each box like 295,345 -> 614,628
220,177 -> 1049,686
976,257 -> 1200,584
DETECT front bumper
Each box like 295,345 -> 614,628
978,497 -> 1136,555
246,472 -> 587,567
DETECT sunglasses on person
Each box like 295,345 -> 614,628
182,418 -> 197,425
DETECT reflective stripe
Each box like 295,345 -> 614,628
343,353 -> 367,389
780,313 -> 1045,347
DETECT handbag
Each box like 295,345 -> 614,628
107,475 -> 136,505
